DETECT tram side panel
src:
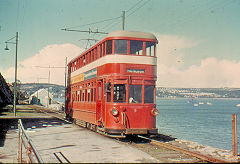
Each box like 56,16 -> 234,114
72,102 -> 96,124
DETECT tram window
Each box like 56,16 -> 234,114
113,84 -> 126,103
100,45 -> 102,57
91,89 -> 93,102
88,89 -> 90,102
75,91 -> 77,101
144,85 -> 154,103
146,42 -> 155,56
130,40 -> 143,55
94,88 -> 96,102
129,85 -> 142,103
85,89 -> 87,101
106,40 -> 112,54
103,42 -> 106,56
87,53 -> 90,63
94,48 -> 97,60
115,40 -> 127,54
105,83 -> 111,102
80,90 -> 82,102
82,90 -> 84,101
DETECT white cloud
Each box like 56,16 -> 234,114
3,44 -> 83,85
156,34 -> 240,88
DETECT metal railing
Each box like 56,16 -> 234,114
18,119 -> 43,163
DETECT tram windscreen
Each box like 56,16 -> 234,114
129,85 -> 142,103
144,85 -> 154,103
113,84 -> 126,103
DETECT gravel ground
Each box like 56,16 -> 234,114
120,135 -> 239,163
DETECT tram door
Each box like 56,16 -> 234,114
96,80 -> 105,126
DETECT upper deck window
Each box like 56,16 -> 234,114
114,40 -> 128,54
106,40 -> 112,54
146,42 -> 155,56
130,40 -> 143,55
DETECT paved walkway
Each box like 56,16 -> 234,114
0,118 -> 159,163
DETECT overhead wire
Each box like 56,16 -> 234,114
126,0 -> 145,12
63,16 -> 122,30
98,0 -> 150,37
126,0 -> 150,18
62,0 -> 150,49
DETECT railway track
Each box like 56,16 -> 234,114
136,135 -> 229,163
38,106 -> 234,163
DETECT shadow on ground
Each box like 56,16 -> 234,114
118,133 -> 176,144
0,118 -> 71,147
0,105 -> 12,116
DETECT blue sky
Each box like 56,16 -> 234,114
0,0 -> 240,87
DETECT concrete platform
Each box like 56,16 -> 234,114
0,118 -> 159,163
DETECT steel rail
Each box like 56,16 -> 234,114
53,152 -> 71,163
39,109 -> 72,124
138,135 -> 229,163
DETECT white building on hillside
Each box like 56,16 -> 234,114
29,88 -> 53,107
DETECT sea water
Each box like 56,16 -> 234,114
156,98 -> 240,151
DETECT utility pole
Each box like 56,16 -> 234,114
48,65 -> 50,107
64,57 -> 67,112
122,11 -> 125,30
14,32 -> 18,116
4,32 -> 18,116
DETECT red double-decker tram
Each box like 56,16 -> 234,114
66,30 -> 159,137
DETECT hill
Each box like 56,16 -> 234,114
20,83 -> 65,98
156,87 -> 240,98
19,83 -> 240,99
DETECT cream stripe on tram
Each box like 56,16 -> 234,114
71,55 -> 157,78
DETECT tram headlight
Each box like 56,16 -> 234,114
151,108 -> 159,116
111,108 -> 119,116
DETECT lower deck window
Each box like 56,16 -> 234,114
144,85 -> 154,103
129,85 -> 142,103
114,84 -> 126,103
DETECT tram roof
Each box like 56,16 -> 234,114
107,30 -> 157,40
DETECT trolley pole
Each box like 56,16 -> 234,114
122,11 -> 125,30
232,114 -> 238,156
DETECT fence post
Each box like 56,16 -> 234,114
18,119 -> 22,163
232,114 -> 238,156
